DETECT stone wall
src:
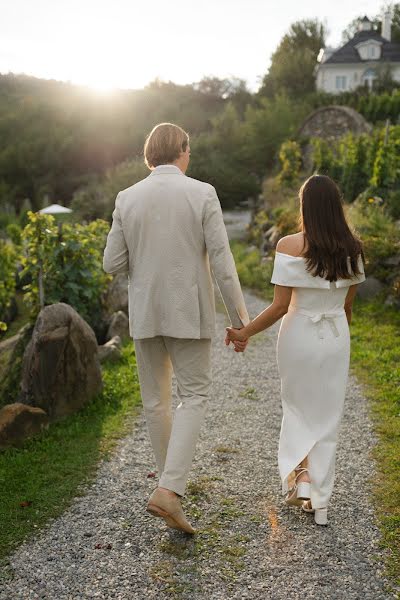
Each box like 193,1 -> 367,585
298,105 -> 372,140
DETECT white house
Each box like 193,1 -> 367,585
316,13 -> 400,93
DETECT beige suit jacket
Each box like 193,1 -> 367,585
103,164 -> 249,339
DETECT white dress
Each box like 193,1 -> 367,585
271,252 -> 366,509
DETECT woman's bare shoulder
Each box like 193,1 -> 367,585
276,233 -> 305,257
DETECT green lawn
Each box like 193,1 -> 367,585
231,241 -> 400,587
0,343 -> 141,569
350,299 -> 400,585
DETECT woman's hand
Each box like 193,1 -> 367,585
232,339 -> 248,352
226,327 -> 247,343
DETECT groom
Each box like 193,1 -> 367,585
103,122 -> 249,533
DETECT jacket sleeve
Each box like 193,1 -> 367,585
203,187 -> 249,328
103,193 -> 129,274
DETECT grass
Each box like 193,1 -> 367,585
232,240 -> 400,588
0,342 -> 141,568
239,387 -> 259,401
350,297 -> 400,585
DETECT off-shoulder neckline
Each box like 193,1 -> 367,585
275,251 -> 306,259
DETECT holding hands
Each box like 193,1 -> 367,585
225,327 -> 249,353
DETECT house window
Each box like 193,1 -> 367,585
362,68 -> 377,89
369,46 -> 376,58
335,76 -> 347,90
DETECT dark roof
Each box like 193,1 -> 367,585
325,29 -> 400,64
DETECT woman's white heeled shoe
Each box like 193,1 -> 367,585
302,501 -> 328,525
285,466 -> 311,506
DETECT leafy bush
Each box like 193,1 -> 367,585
5,223 -> 22,246
370,129 -> 400,190
386,189 -> 400,220
0,239 -> 17,331
346,199 -> 399,279
231,241 -> 273,295
278,141 -> 302,185
310,126 -> 400,213
20,212 -> 111,331
271,196 -> 300,237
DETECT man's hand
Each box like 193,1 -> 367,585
225,330 -> 249,353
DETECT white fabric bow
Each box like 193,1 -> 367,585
310,313 -> 340,339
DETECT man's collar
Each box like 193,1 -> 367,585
149,164 -> 184,176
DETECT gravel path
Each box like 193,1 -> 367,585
0,290 -> 396,600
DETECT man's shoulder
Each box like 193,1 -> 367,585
119,176 -> 150,197
182,175 -> 216,195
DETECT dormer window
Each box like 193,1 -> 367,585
355,39 -> 382,60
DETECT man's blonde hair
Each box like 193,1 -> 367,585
144,123 -> 189,169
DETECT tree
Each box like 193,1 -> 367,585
341,16 -> 380,43
194,77 -> 252,117
189,103 -> 259,207
259,20 -> 326,98
341,3 -> 400,43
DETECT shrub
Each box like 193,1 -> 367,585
272,198 -> 300,237
0,240 -> 17,331
231,241 -> 273,293
278,141 -> 302,185
346,199 -> 399,279
5,223 -> 22,246
20,212 -> 111,331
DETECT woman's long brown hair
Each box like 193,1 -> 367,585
299,174 -> 364,281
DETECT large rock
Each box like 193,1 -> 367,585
383,255 -> 400,267
105,273 -> 129,315
98,336 -> 122,363
20,303 -> 103,420
0,403 -> 49,447
262,225 -> 280,253
357,277 -> 385,300
106,311 -> 130,342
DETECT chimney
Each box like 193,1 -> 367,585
382,10 -> 392,41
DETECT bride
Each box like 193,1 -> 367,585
227,174 -> 366,525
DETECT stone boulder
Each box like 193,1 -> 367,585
383,255 -> 400,267
262,225 -> 281,253
20,303 -> 103,420
105,273 -> 129,316
106,311 -> 130,342
384,294 -> 400,308
357,277 -> 385,300
98,335 -> 122,363
0,403 -> 49,447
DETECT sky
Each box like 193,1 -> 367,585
0,0 -> 386,92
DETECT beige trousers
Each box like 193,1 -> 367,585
134,336 -> 212,496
